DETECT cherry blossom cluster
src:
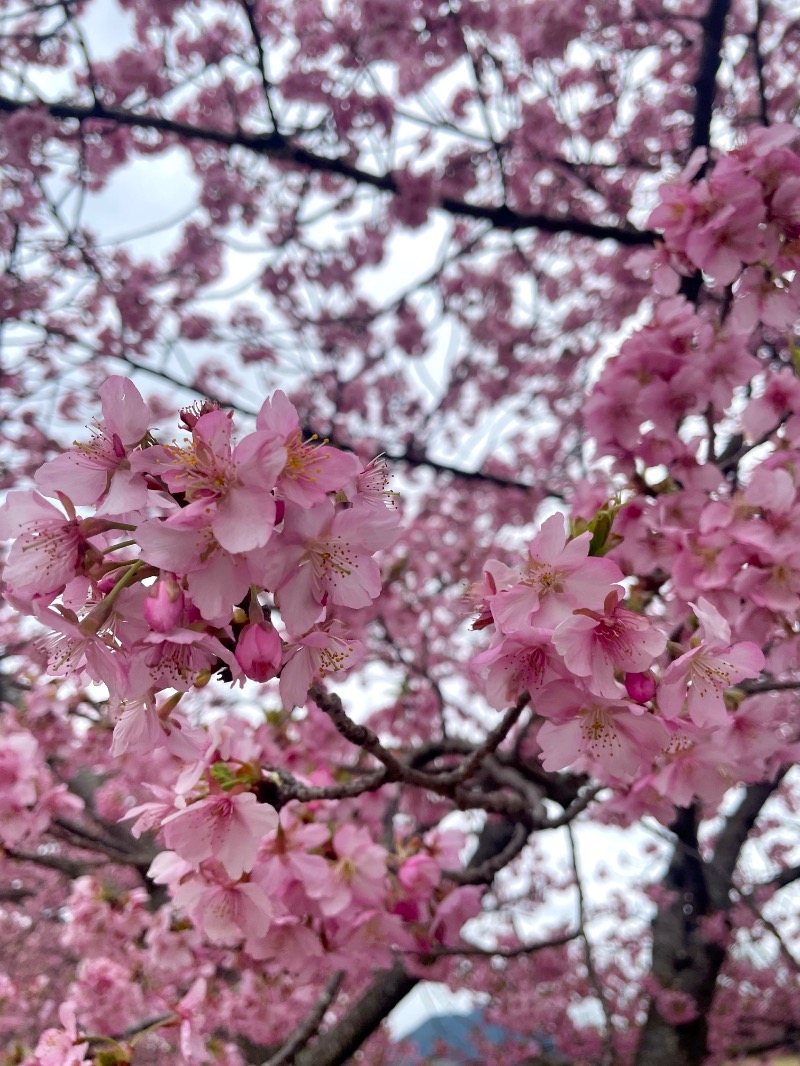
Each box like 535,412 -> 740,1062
0,705 -> 84,850
0,382 -> 486,1059
5,3 -> 800,1057
104,704 -> 482,980
136,795 -> 480,968
646,125 -> 800,318
468,512 -> 769,793
587,125 -> 800,475
469,129 -> 800,816
0,646 -> 484,1065
0,376 -> 400,751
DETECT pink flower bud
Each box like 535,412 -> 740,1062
398,854 -> 440,898
235,621 -> 282,683
625,671 -> 657,703
143,574 -> 184,632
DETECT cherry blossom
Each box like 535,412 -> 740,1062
536,680 -> 670,782
161,791 -> 279,880
482,514 -> 624,632
256,390 -> 361,504
3,11 -> 800,1066
658,598 -> 765,729
34,376 -> 152,515
279,624 -> 362,708
553,590 -> 667,699
0,491 -> 99,600
131,408 -> 286,554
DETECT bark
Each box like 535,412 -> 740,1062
634,777 -> 787,1066
292,962 -> 417,1066
634,808 -> 723,1066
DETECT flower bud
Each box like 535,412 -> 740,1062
143,574 -> 184,632
398,854 -> 440,898
235,621 -> 282,683
625,670 -> 657,704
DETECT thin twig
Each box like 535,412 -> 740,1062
568,825 -> 616,1066
412,927 -> 579,958
262,971 -> 345,1066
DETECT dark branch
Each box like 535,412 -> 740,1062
447,819 -> 530,885
690,0 -> 732,154
0,93 -> 656,245
762,862 -> 800,892
707,772 -> 788,909
416,927 -> 579,959
262,972 -> 345,1066
750,0 -> 770,126
292,962 -> 416,1066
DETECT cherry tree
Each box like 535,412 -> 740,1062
2,1 -> 800,1064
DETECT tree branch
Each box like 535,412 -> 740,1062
262,972 -> 345,1066
5,846 -> 103,878
750,0 -> 770,127
731,887 -> 800,972
0,93 -> 656,245
447,819 -> 530,885
761,861 -> 800,892
568,825 -> 615,1066
292,962 -> 417,1066
414,927 -> 579,959
306,686 -> 532,800
706,772 -> 788,910
690,0 -> 732,154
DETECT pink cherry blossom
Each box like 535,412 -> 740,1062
0,491 -> 97,599
470,626 -> 565,708
486,514 -> 624,632
344,456 -> 399,510
552,590 -> 667,698
35,376 -> 151,514
133,517 -> 263,622
33,1003 -> 88,1066
136,625 -> 240,693
255,810 -> 330,901
264,498 -> 396,633
33,603 -> 125,692
110,695 -> 206,759
429,885 -> 483,945
398,853 -> 440,898
175,977 -> 209,1064
173,873 -> 273,945
658,598 -> 765,729
256,390 -> 361,504
161,791 -> 279,879
536,680 -> 670,782
279,623 -> 362,708
305,823 -> 388,916
132,408 -> 286,554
